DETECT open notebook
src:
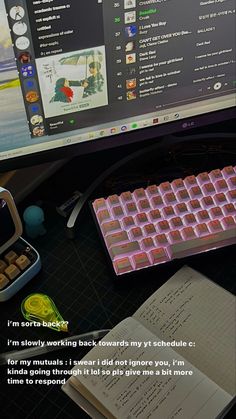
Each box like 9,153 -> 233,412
62,266 -> 236,419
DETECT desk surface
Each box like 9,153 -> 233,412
0,139 -> 236,419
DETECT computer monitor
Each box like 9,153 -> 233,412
0,0 -> 235,171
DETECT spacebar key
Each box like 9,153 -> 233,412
170,228 -> 236,258
109,241 -> 140,260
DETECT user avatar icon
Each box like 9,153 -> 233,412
125,25 -> 137,38
127,67 -> 136,76
126,53 -> 136,64
125,41 -> 135,52
29,104 -> 40,114
124,11 -> 136,24
124,0 -> 136,9
126,78 -> 136,89
30,115 -> 43,125
32,125 -> 45,137
21,65 -> 35,77
126,90 -> 137,101
13,21 -> 27,36
19,52 -> 31,64
26,90 -> 39,103
10,5 -> 25,21
15,36 -> 30,50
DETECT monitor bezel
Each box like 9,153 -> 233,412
0,106 -> 235,172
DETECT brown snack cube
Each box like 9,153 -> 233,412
4,250 -> 18,265
0,260 -> 8,274
5,264 -> 20,280
15,255 -> 31,271
0,273 -> 9,290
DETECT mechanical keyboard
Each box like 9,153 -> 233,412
92,166 -> 236,276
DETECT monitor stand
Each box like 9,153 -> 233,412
66,131 -> 235,239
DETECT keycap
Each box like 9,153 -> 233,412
170,227 -> 236,258
222,166 -> 235,178
154,234 -> 169,246
133,252 -> 150,269
228,176 -> 236,188
169,230 -> 183,243
172,178 -> 185,191
109,241 -> 140,259
0,273 -> 9,290
0,260 -> 8,274
170,217 -> 184,228
133,188 -> 146,200
202,196 -> 214,208
157,220 -> 170,232
112,206 -> 124,218
114,257 -> 133,274
213,193 -> 227,205
195,223 -> 210,237
126,202 -> 138,214
222,204 -> 236,216
159,181 -> 172,193
101,220 -> 121,235
197,172 -> 210,184
141,237 -> 155,250
130,227 -> 143,240
97,209 -> 111,224
202,183 -> 215,195
138,199 -> 151,211
209,207 -> 223,219
149,248 -> 168,264
151,195 -> 164,208
107,194 -> 120,206
196,210 -> 210,222
122,216 -> 135,229
208,220 -> 223,233
135,213 -> 148,225
162,206 -> 175,218
209,169 -> 223,181
215,179 -> 228,192
149,209 -> 162,221
163,192 -> 177,205
93,198 -> 107,212
221,216 -> 236,229
143,223 -> 156,236
189,186 -> 202,199
188,199 -> 201,212
175,202 -> 188,215
5,264 -> 20,280
15,255 -> 31,271
184,214 -> 197,225
226,190 -> 236,201
184,175 -> 197,187
120,191 -> 132,203
4,251 -> 18,265
106,231 -> 129,248
182,227 -> 196,240
176,189 -> 190,201
146,184 -> 158,197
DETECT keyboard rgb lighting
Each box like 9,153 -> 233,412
92,166 -> 236,276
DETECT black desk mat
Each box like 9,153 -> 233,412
0,206 -> 235,419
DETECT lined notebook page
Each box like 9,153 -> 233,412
70,317 -> 232,419
133,266 -> 236,396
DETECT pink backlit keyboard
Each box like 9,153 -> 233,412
92,166 -> 236,276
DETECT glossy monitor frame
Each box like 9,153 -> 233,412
0,0 -> 235,171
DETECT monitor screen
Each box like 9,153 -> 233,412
0,0 -> 235,168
